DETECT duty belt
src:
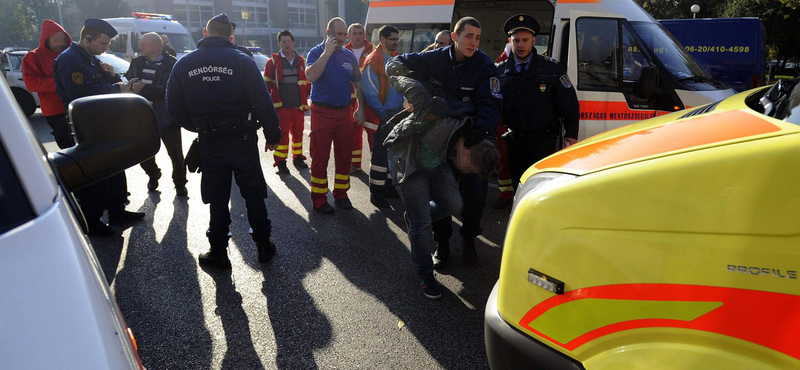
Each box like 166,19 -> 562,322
197,115 -> 256,139
503,124 -> 560,143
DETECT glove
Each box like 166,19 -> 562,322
185,137 -> 202,173
462,127 -> 487,147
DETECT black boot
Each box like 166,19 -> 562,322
256,240 -> 276,263
201,235 -> 231,269
433,240 -> 450,270
462,237 -> 477,265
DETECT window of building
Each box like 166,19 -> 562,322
232,6 -> 269,25
288,7 -> 316,29
174,4 -> 214,31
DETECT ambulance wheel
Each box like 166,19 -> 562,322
12,88 -> 36,117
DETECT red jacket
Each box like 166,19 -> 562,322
22,20 -> 72,116
263,51 -> 310,111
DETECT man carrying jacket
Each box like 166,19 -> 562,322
263,29 -> 310,174
125,32 -> 187,196
361,25 -> 403,208
22,19 -> 74,149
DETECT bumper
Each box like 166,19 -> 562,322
484,281 -> 585,370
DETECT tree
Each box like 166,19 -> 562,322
0,0 -> 59,46
633,0 -> 727,19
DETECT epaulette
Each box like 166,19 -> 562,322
542,55 -> 558,64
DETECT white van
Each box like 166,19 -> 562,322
365,0 -> 736,140
103,12 -> 197,61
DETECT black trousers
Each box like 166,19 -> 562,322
199,132 -> 270,251
140,123 -> 186,186
432,172 -> 488,242
78,172 -> 128,222
369,120 -> 393,197
45,114 -> 75,149
508,133 -> 559,190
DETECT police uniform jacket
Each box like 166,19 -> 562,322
166,37 -> 280,144
392,45 -> 501,144
497,54 -> 579,139
54,42 -> 122,108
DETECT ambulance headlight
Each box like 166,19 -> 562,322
510,172 -> 576,216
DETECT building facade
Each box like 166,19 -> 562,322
120,0 -> 334,55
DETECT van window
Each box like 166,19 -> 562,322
367,23 -> 447,54
576,18 -> 620,90
631,22 -> 712,81
110,33 -> 128,54
621,22 -> 654,104
161,33 -> 196,53
131,32 -> 139,54
0,143 -> 34,235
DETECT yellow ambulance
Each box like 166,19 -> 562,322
484,80 -> 800,369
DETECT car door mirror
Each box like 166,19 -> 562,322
637,66 -> 660,100
49,94 -> 161,192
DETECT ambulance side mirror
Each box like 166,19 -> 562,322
637,66 -> 660,100
49,94 -> 161,192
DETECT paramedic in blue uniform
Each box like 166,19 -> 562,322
497,14 -> 579,189
388,16 -> 501,268
54,18 -> 144,237
166,13 -> 282,269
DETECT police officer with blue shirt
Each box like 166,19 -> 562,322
54,18 -> 144,237
167,14 -> 282,269
389,17 -> 501,269
497,14 -> 579,190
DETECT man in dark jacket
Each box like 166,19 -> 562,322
23,20 -> 74,148
125,32 -> 187,196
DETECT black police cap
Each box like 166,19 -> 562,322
209,13 -> 231,26
504,14 -> 540,37
84,18 -> 118,38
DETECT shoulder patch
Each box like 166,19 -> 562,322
559,75 -> 573,89
490,77 -> 500,93
71,72 -> 84,84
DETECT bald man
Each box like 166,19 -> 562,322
125,32 -> 187,196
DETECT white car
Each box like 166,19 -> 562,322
1,48 -> 39,117
0,76 -> 160,368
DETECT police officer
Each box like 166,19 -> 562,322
498,14 -> 579,189
54,18 -> 144,237
166,14 -> 282,269
388,16 -> 501,282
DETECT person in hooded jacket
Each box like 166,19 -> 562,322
22,19 -> 74,149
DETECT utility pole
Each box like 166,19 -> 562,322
338,0 -> 345,20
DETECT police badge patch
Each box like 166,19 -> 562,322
71,72 -> 84,84
490,77 -> 502,99
559,75 -> 573,88
539,84 -> 546,92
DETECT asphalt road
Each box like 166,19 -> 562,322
31,110 -> 512,370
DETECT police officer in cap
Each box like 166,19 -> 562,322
54,18 -> 144,237
167,13 -> 282,269
497,14 -> 579,190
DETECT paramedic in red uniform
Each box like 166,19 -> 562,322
344,23 -> 373,173
264,29 -> 311,174
305,17 -> 366,214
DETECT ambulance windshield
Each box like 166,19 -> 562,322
631,22 -> 715,83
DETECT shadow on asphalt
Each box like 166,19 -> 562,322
94,194 -> 214,369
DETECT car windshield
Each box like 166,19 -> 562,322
163,33 -> 196,53
97,54 -> 130,74
253,54 -> 268,72
631,22 -> 713,81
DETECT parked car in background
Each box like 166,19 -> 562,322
0,76 -> 161,369
97,52 -> 132,79
2,49 -> 39,117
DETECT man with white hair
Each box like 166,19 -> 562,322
125,32 -> 187,196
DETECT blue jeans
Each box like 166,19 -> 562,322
396,164 -> 463,277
